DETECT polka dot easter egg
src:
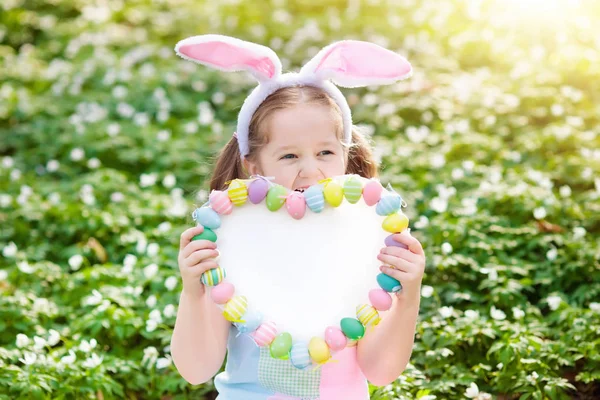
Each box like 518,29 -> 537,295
324,326 -> 347,351
382,212 -> 409,233
266,185 -> 288,211
323,180 -> 344,207
228,179 -> 248,206
286,191 -> 306,220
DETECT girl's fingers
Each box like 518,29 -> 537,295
392,231 -> 424,256
380,266 -> 411,282
377,253 -> 414,273
379,246 -> 420,263
181,238 -> 217,259
187,260 -> 219,277
186,249 -> 220,266
179,225 -> 205,250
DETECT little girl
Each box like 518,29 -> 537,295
170,35 -> 426,400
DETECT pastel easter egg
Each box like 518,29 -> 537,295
363,180 -> 383,206
228,179 -> 248,206
382,213 -> 410,233
248,177 -> 270,204
266,185 -> 288,211
377,273 -> 402,293
323,181 -> 344,207
356,304 -> 381,328
252,321 -> 278,347
270,332 -> 293,360
235,309 -> 263,334
340,318 -> 365,340
308,337 -> 331,364
209,190 -> 233,215
286,191 -> 306,220
290,342 -> 311,370
343,176 -> 363,204
324,326 -> 347,351
193,207 -> 221,230
368,288 -> 392,311
210,282 -> 235,304
376,192 -> 402,216
384,234 -> 409,249
223,295 -> 247,322
304,184 -> 325,213
192,227 -> 217,243
200,267 -> 226,286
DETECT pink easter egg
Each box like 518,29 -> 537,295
324,326 -> 347,351
252,321 -> 278,347
210,282 -> 235,304
248,178 -> 270,204
286,192 -> 306,220
369,288 -> 393,311
209,190 -> 233,215
363,180 -> 383,206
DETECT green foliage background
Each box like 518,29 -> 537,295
1,0 -> 599,399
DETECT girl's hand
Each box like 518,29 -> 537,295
376,230 -> 425,299
178,226 -> 220,298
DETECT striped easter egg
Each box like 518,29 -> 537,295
343,176 -> 363,204
200,267 -> 226,286
376,192 -> 402,216
290,342 -> 311,370
209,190 -> 233,215
252,321 -> 278,347
228,179 -> 248,206
356,304 -> 381,328
223,295 -> 247,322
304,184 -> 325,213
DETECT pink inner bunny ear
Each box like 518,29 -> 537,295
175,35 -> 281,82
302,41 -> 412,88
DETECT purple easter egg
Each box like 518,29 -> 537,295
384,234 -> 409,249
248,178 -> 270,204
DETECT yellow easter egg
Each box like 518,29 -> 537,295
356,304 -> 381,328
223,295 -> 247,322
228,179 -> 248,206
308,337 -> 331,364
323,181 -> 343,207
382,212 -> 409,233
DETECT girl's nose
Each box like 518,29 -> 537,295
298,158 -> 322,179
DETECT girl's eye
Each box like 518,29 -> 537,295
319,150 -> 334,156
281,154 -> 297,160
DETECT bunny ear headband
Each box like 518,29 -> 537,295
174,34 -> 413,158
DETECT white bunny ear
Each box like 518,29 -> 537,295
175,34 -> 281,83
300,40 -> 412,88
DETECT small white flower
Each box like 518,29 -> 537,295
33,336 -> 47,350
546,247 -> 558,261
19,352 -> 37,366
156,357 -> 172,369
10,169 -> 22,181
79,338 -> 97,353
70,148 -> 85,161
149,309 -> 162,323
158,221 -> 172,233
2,241 -> 17,257
164,276 -> 178,291
110,192 -> 124,203
134,113 -> 149,127
2,156 -> 14,168
163,304 -> 176,318
144,263 -> 158,279
439,306 -> 454,318
451,167 -> 464,180
17,261 -> 35,274
142,346 -> 158,366
413,215 -> 429,229
430,153 -> 446,168
146,243 -> 160,257
0,270 -> 7,281
465,382 -> 479,398
68,254 -> 84,271
440,348 -> 454,357
82,353 -> 103,368
430,197 -> 448,213
107,123 -> 120,136
60,350 -> 76,364
140,173 -> 157,188
573,226 -> 586,240
421,285 -> 434,298
464,310 -> 479,320
533,207 -> 547,220
87,158 -> 101,169
162,174 -> 176,188
46,159 -> 60,172
441,242 -> 453,255
157,130 -> 171,141
526,371 -> 539,384
123,254 -> 137,268
184,121 -> 198,134
490,306 -> 506,321
47,329 -> 60,346
16,333 -> 30,348
559,185 -> 571,198
82,290 -> 103,306
146,295 -> 157,308
512,307 -> 525,319
590,302 -> 600,313
112,85 -> 128,99
547,295 -> 562,311
146,319 -> 158,332
497,362 -> 503,369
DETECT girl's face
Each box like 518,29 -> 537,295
244,104 -> 347,191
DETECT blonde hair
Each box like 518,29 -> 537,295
210,85 -> 378,191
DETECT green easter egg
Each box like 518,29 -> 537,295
270,332 -> 292,359
266,185 -> 287,211
192,228 -> 217,243
343,176 -> 363,204
340,318 -> 365,340
377,273 -> 402,293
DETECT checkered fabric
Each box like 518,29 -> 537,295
257,347 -> 321,399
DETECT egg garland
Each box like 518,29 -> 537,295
191,174 -> 411,368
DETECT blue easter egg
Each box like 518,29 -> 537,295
235,309 -> 263,334
290,342 -> 311,369
377,273 -> 402,293
376,192 -> 402,216
304,185 -> 325,213
193,207 -> 221,230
